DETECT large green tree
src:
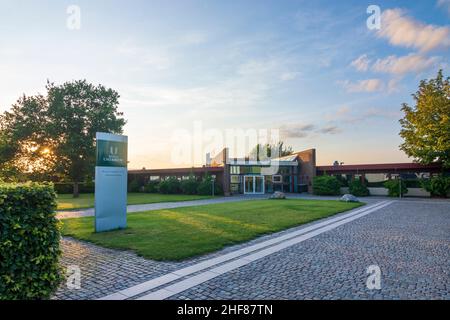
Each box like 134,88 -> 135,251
399,70 -> 450,168
0,80 -> 126,196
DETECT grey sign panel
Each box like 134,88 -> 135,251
95,132 -> 128,232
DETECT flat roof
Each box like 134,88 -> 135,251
317,162 -> 444,174
129,166 -> 224,175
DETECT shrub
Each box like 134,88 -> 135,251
420,175 -> 450,197
348,179 -> 370,196
158,177 -> 181,194
384,179 -> 408,197
144,181 -> 159,193
312,175 -> 341,195
335,175 -> 348,187
128,179 -> 141,193
79,180 -> 95,193
180,176 -> 199,195
0,182 -> 63,300
197,175 -> 222,195
53,183 -> 73,194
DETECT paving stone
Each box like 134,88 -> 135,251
53,199 -> 450,300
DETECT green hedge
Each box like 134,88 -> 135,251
384,179 -> 408,197
158,177 -> 181,194
53,182 -> 95,194
420,176 -> 450,197
128,179 -> 141,193
312,176 -> 341,196
144,181 -> 159,193
180,176 -> 199,195
0,182 -> 63,300
197,175 -> 223,195
348,179 -> 370,197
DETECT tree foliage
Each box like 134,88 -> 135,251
249,141 -> 294,161
0,80 -> 126,196
399,70 -> 450,168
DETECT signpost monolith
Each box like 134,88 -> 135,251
95,132 -> 128,232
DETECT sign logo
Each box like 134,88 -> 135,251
110,146 -> 118,155
96,140 -> 127,167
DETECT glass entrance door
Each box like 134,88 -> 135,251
244,176 -> 253,194
254,176 -> 264,193
243,175 -> 265,194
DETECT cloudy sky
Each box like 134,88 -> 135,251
0,0 -> 449,168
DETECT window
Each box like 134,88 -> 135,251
230,175 -> 240,183
272,175 -> 282,183
230,166 -> 240,174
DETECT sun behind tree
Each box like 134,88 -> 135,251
0,80 -> 126,197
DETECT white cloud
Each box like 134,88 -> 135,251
372,53 -> 439,75
387,77 -> 402,93
119,78 -> 269,112
339,79 -> 384,93
350,54 -> 371,72
377,8 -> 450,52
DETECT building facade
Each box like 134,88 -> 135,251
128,148 -> 447,196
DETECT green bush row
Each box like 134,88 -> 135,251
348,179 -> 370,196
313,175 -> 370,196
0,182 -> 63,300
53,182 -> 94,194
128,175 -> 223,196
312,176 -> 341,195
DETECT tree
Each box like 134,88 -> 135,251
0,80 -> 126,197
399,70 -> 450,168
249,141 -> 294,161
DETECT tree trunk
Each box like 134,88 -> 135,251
73,182 -> 79,198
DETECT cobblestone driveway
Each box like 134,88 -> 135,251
54,199 -> 450,300
169,200 -> 450,300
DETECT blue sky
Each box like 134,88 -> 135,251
0,0 -> 449,168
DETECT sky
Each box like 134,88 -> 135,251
0,0 -> 449,169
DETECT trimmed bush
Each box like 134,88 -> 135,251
420,175 -> 450,197
384,179 -> 408,197
53,183 -> 73,194
158,177 -> 181,194
0,182 -> 63,300
79,181 -> 95,193
128,179 -> 141,193
144,181 -> 159,193
197,175 -> 222,195
348,179 -> 370,197
335,175 -> 348,187
180,176 -> 199,195
312,175 -> 341,195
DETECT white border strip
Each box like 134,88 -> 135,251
99,200 -> 391,300
137,200 -> 395,300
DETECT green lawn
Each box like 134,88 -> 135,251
62,199 -> 363,261
56,193 -> 216,210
